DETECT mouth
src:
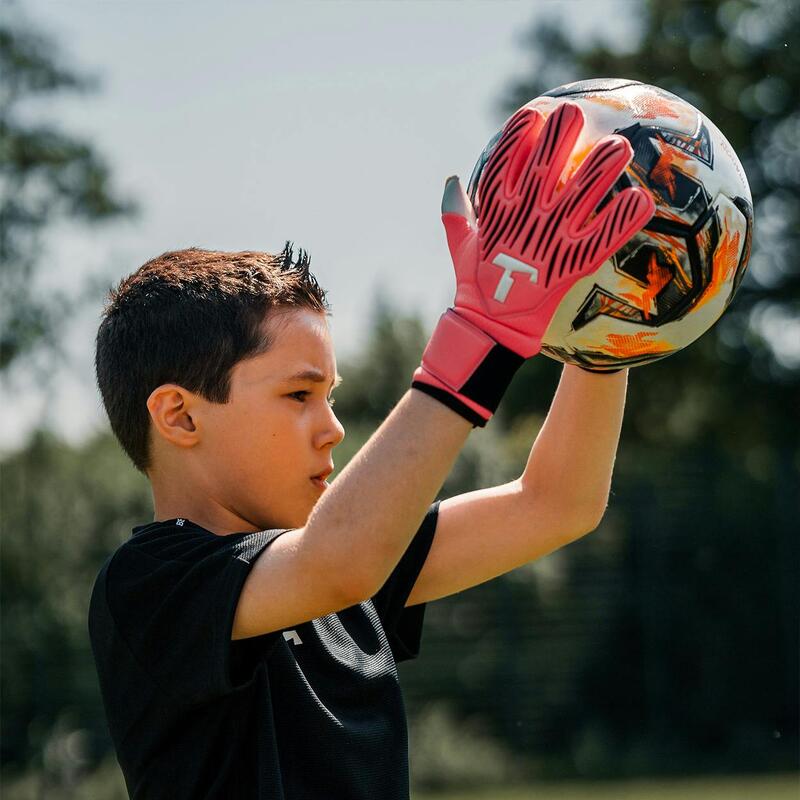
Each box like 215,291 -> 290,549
310,466 -> 334,489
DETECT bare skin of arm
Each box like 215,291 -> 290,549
405,365 -> 629,607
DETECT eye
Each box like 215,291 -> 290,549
288,390 -> 336,408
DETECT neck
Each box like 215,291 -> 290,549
148,468 -> 259,536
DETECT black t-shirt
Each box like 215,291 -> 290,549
88,502 -> 440,799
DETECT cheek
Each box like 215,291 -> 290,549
226,397 -> 307,463
204,396 -> 275,454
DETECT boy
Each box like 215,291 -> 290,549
88,102 -> 653,798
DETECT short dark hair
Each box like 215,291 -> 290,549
95,242 -> 329,473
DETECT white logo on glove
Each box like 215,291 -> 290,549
491,253 -> 539,302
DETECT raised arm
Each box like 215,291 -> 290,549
405,364 -> 630,608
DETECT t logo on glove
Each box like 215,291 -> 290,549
490,254 -> 540,303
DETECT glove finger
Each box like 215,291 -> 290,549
504,109 -> 546,197
565,134 -> 635,232
578,186 -> 655,273
526,102 -> 585,209
441,175 -> 477,228
478,107 -> 544,203
441,176 -> 477,256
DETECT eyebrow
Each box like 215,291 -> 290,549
287,368 -> 343,388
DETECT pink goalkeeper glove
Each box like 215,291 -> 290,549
412,101 -> 655,426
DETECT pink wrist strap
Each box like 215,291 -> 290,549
411,309 -> 524,426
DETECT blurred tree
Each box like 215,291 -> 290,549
0,12 -> 134,372
0,429 -> 151,778
332,292 -> 428,425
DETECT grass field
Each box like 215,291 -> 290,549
2,762 -> 798,800
414,773 -> 800,800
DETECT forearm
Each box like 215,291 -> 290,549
304,388 -> 472,598
521,364 -> 629,522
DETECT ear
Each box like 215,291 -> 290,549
146,384 -> 199,450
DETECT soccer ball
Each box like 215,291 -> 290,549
467,78 -> 754,371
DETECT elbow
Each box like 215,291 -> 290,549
569,499 -> 607,540
339,568 -> 379,607
582,500 -> 608,534
341,558 -> 388,606
331,539 -> 406,606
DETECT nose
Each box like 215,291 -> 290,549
317,404 -> 345,450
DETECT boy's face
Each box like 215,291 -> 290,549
196,307 -> 345,531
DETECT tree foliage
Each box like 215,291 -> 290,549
0,15 -> 134,372
0,430 -> 152,776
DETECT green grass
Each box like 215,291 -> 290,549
413,774 -> 800,800
3,761 -> 798,799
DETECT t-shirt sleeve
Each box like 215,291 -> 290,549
371,500 -> 440,663
102,525 -> 289,707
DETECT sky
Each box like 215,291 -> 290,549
1,0 -> 633,455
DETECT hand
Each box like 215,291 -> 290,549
412,101 -> 654,425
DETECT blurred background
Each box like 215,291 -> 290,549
1,0 -> 798,797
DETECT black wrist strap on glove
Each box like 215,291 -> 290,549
412,343 -> 525,427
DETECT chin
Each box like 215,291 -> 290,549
267,506 -> 312,531
248,494 -> 310,531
